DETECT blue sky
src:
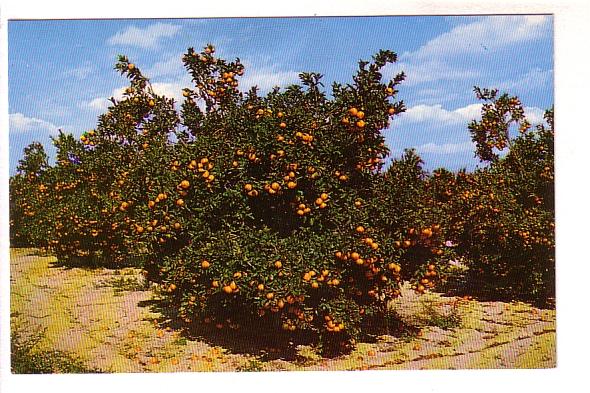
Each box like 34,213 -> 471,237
8,16 -> 553,175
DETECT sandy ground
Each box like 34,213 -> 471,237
10,248 -> 556,372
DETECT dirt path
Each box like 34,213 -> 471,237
10,248 -> 556,372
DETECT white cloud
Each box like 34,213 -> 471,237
9,113 -> 60,135
239,65 -> 300,92
417,141 -> 475,154
407,15 -> 551,61
145,53 -> 185,78
397,103 -> 483,125
83,79 -> 193,114
63,64 -> 94,80
151,80 -> 188,103
383,16 -> 551,88
388,60 -> 480,86
498,68 -> 553,92
525,106 -> 547,125
107,23 -> 181,49
396,102 -> 546,127
83,87 -> 126,112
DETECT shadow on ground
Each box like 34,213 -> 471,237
136,298 -> 421,362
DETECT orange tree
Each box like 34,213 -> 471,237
428,88 -> 555,305
9,142 -> 50,247
143,45 -> 415,351
372,149 -> 455,295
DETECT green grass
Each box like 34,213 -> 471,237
11,324 -> 104,374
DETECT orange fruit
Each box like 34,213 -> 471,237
274,260 -> 283,269
176,199 -> 185,207
356,225 -> 365,234
223,286 -> 233,294
201,260 -> 210,269
180,180 -> 190,189
348,107 -> 359,116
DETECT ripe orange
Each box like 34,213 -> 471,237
176,199 -> 185,206
274,260 -> 283,269
223,286 -> 233,294
180,180 -> 190,189
348,107 -> 359,116
356,225 -> 365,234
201,260 -> 210,269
